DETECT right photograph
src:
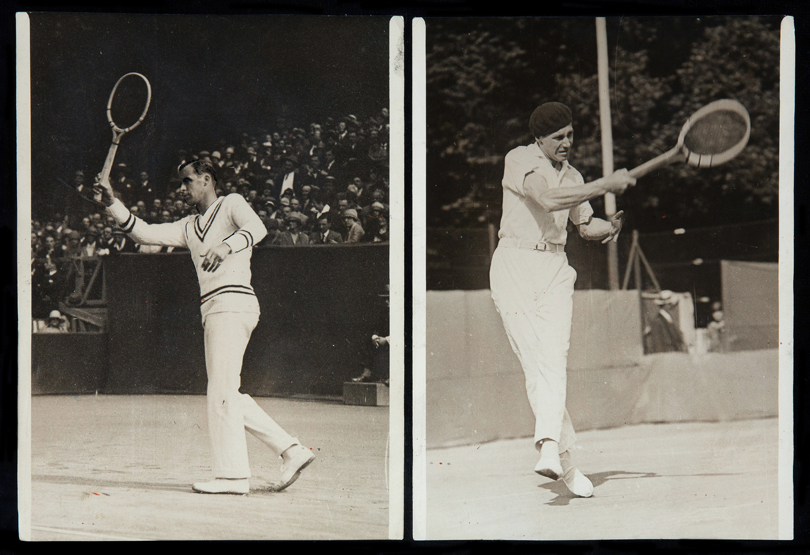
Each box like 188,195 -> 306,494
419,16 -> 792,540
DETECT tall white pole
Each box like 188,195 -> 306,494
596,17 -> 620,290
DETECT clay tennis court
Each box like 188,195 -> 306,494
28,395 -> 389,540
425,417 -> 779,540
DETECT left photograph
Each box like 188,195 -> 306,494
19,13 -> 401,540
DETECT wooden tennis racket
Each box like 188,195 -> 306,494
629,99 -> 751,180
93,72 -> 152,201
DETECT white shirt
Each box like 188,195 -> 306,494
107,194 -> 268,322
499,142 -> 593,246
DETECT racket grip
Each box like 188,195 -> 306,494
628,147 -> 681,180
96,141 -> 120,201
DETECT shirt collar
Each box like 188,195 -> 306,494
529,142 -> 570,173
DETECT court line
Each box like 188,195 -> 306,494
31,525 -> 150,541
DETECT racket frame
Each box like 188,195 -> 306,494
95,72 -> 152,201
629,99 -> 751,180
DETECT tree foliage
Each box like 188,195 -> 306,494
426,17 -> 782,231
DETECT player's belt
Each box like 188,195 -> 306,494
200,284 -> 256,304
498,237 -> 565,253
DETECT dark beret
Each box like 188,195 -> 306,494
530,102 -> 572,139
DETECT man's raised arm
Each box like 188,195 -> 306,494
95,175 -> 187,248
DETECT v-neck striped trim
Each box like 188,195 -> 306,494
194,196 -> 224,242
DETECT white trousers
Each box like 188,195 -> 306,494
203,311 -> 298,478
490,246 -> 577,454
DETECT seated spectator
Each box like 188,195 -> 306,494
342,209 -> 365,243
80,229 -> 100,258
61,230 -> 83,258
96,226 -> 115,256
310,214 -> 343,244
38,310 -> 69,334
361,188 -> 388,222
41,235 -> 58,260
274,212 -> 310,246
110,229 -> 137,254
363,202 -> 389,243
335,193 -> 352,213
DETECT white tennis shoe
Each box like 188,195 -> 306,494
192,478 -> 250,495
560,450 -> 593,498
534,440 -> 562,480
267,444 -> 315,492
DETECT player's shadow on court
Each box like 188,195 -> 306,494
539,469 -> 738,506
539,470 -> 659,506
33,474 -> 192,494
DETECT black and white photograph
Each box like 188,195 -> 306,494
18,13 -> 404,540
414,16 -> 792,540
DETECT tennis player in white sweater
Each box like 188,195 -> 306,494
95,159 -> 314,495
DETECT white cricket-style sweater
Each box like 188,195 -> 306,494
107,193 -> 268,322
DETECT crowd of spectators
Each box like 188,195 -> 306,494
31,109 -> 390,319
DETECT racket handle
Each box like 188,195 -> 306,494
628,147 -> 682,180
96,140 -> 120,202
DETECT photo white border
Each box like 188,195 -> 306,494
16,11 -> 33,543
411,16 -> 427,542
388,14 -> 405,540
778,15 -> 795,541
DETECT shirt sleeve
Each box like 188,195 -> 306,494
567,169 -> 594,225
221,194 -> 268,253
106,198 -> 188,248
503,147 -> 547,199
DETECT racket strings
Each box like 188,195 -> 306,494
109,76 -> 150,129
683,110 -> 749,155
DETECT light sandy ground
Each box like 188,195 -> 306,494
426,418 -> 778,540
28,395 -> 389,540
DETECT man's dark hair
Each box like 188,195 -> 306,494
177,159 -> 219,186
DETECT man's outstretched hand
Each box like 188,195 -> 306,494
601,210 -> 624,244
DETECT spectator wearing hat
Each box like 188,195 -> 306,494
110,229 -> 137,254
211,150 -> 224,169
310,213 -> 343,245
265,196 -> 279,217
274,212 -> 310,246
80,228 -> 100,258
38,310 -> 69,334
363,202 -> 389,243
61,230 -> 83,258
342,209 -> 365,243
256,216 -> 281,247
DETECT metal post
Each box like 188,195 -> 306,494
596,17 -> 620,290
633,230 -> 642,291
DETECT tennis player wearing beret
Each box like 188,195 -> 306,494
490,102 -> 636,497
